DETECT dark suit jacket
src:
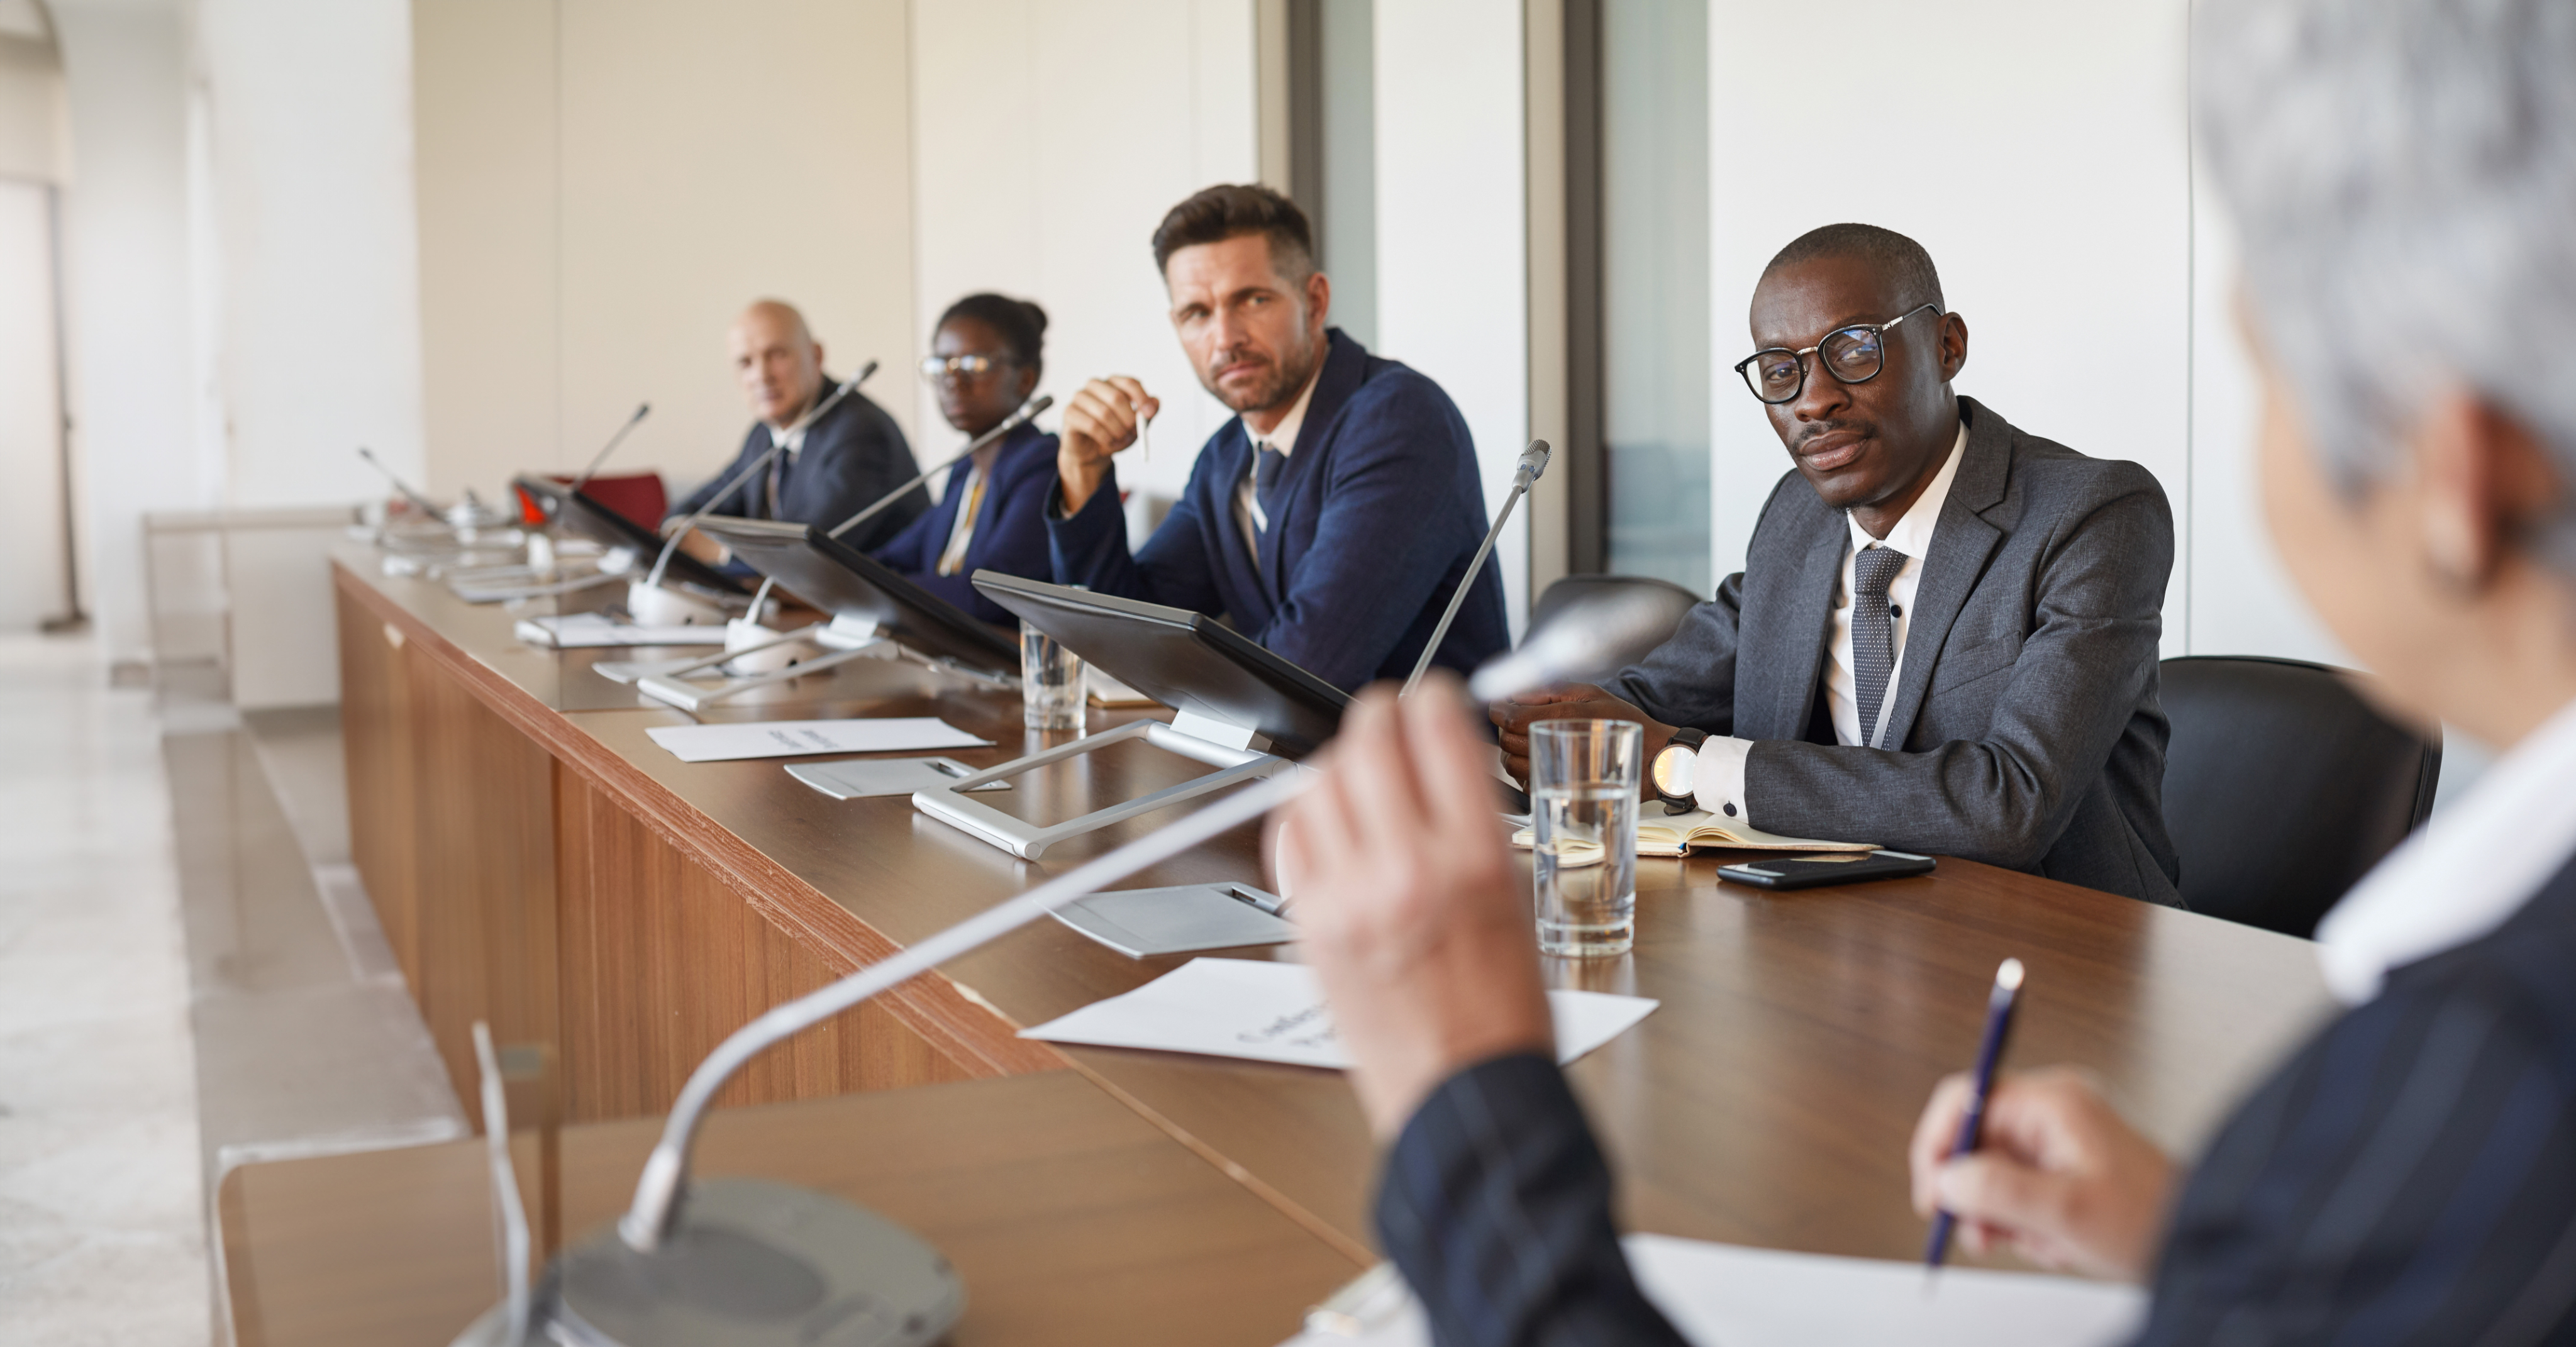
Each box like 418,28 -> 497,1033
1611,397 -> 2180,906
1377,852 -> 2576,1346
870,422 -> 1058,626
1046,329 -> 1509,692
667,382 -> 929,553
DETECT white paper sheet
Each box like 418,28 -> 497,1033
1020,958 -> 1656,1070
644,717 -> 990,763
1281,1235 -> 2145,1346
516,613 -> 724,648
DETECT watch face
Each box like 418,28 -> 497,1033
1651,742 -> 1696,799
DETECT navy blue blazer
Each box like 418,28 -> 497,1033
1046,330 -> 1509,693
1375,852 -> 2576,1346
870,422 -> 1059,626
668,382 -> 930,553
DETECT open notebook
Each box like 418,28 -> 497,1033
1513,807 -> 1875,858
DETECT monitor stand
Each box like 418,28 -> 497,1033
912,707 -> 1298,860
634,614 -> 887,712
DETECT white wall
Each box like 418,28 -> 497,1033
192,0 -> 425,507
909,0 -> 1258,526
0,180 -> 67,630
1707,0 -> 2199,655
53,0 -> 206,664
1374,0 -> 1531,633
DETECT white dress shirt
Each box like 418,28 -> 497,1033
2318,699 -> 2576,1004
1693,423 -> 1967,824
1233,369 -> 1321,570
762,419 -> 810,517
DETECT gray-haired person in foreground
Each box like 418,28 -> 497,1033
1271,0 -> 2576,1341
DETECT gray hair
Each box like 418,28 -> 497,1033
2195,0 -> 2576,560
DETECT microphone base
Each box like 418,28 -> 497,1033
534,1178 -> 963,1347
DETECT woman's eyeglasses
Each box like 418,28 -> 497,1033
919,354 -> 1012,382
1733,303 -> 1940,405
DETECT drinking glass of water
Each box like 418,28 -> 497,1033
1020,623 -> 1085,730
1530,719 -> 1641,958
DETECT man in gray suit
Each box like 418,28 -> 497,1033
1496,224 -> 2180,905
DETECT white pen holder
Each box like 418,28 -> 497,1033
523,531 -> 557,575
626,578 -> 727,627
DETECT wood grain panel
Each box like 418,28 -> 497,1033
335,579 -> 418,985
401,631 -> 562,1116
552,765 -> 995,1123
221,1072 -> 1362,1347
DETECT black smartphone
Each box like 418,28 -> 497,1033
1716,850 -> 1937,890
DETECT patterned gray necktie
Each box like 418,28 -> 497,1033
1851,545 -> 1909,748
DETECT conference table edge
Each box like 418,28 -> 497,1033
330,559 -> 1066,1082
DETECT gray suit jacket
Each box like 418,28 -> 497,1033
1612,396 -> 2181,906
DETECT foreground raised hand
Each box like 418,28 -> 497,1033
1907,1066 -> 2178,1282
1270,678 -> 1554,1138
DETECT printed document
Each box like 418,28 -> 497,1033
516,613 -> 725,648
645,717 -> 990,763
1280,1234 -> 2145,1346
1021,958 -> 1656,1069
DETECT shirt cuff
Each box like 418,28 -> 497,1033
1693,735 -> 1754,826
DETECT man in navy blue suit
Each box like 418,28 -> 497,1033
1045,185 -> 1508,692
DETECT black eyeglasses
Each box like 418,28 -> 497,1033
1733,303 -> 1941,405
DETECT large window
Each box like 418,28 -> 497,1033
1569,0 -> 1711,594
1287,0 -> 1376,348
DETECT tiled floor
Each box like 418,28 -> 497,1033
0,636 -> 463,1345
0,635 -> 208,1347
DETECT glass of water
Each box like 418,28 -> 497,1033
1020,623 -> 1085,730
1530,719 -> 1641,958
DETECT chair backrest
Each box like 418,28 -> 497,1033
514,472 -> 669,531
2159,655 -> 2441,938
1530,574 -> 1702,651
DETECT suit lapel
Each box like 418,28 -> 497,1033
1255,331 -> 1364,590
1767,524 -> 1848,740
1877,400 -> 2011,748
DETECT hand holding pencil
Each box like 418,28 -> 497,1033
1907,1048 -> 2178,1283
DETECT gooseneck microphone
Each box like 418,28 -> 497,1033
824,393 -> 1055,541
564,402 -> 652,499
1401,440 -> 1553,696
357,446 -> 441,516
641,361 -> 878,591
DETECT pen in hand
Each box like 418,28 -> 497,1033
1924,956 -> 2025,1272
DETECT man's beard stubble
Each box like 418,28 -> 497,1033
1201,332 -> 1323,417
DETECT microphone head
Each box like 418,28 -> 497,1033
1518,440 -> 1552,480
633,401 -> 652,421
1466,583 -> 1682,702
1021,393 -> 1055,419
852,358 -> 880,386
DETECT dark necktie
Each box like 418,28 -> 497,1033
1851,545 -> 1908,748
765,435 -> 792,520
1253,443 -> 1289,532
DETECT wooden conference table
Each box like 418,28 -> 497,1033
218,549 -> 2340,1344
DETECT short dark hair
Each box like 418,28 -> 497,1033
1151,184 -> 1316,280
1762,223 -> 1945,311
936,292 -> 1048,381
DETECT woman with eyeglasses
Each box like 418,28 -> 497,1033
872,293 -> 1058,625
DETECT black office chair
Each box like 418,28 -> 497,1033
1529,574 -> 1702,651
2159,655 -> 2441,938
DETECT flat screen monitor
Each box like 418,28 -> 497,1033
699,517 -> 1019,680
511,474 -> 750,597
970,572 -> 1348,758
